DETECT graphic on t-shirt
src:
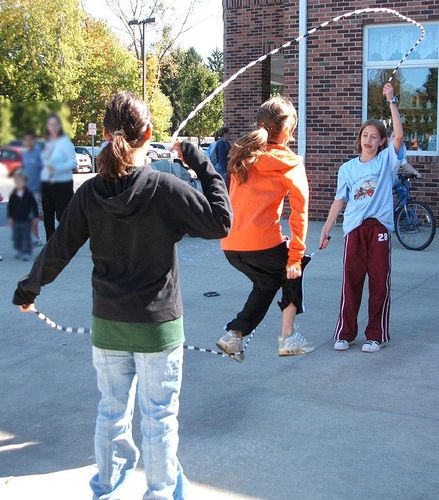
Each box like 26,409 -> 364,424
354,179 -> 376,201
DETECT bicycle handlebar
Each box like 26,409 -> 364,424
398,173 -> 418,181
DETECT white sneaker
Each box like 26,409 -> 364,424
279,332 -> 315,356
333,340 -> 355,351
362,340 -> 382,353
0,254 -> 2,261
216,331 -> 244,361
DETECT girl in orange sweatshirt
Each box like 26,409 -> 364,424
216,96 -> 315,361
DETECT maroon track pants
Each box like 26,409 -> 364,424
334,218 -> 391,343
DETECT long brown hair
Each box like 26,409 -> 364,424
45,113 -> 65,139
97,92 -> 151,179
355,119 -> 388,154
228,96 -> 297,184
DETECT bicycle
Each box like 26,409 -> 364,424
393,173 -> 436,251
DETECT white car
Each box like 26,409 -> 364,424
74,153 -> 92,173
148,144 -> 172,162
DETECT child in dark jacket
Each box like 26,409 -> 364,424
13,91 -> 231,499
7,170 -> 39,261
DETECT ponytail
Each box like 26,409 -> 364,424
228,96 -> 297,184
98,132 -> 135,179
228,127 -> 268,184
97,92 -> 151,180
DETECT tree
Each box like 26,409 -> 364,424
103,0 -> 199,99
179,55 -> 223,143
0,97 -> 14,146
0,0 -> 86,101
70,17 -> 142,143
149,90 -> 173,141
160,47 -> 203,131
207,48 -> 224,81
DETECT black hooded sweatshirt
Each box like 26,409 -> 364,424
13,142 -> 232,323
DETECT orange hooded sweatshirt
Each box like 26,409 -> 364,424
221,144 -> 309,268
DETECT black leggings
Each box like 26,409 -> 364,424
42,181 -> 74,241
225,242 -> 309,336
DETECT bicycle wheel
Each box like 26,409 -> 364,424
395,201 -> 436,251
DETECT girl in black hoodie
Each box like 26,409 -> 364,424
13,92 -> 231,499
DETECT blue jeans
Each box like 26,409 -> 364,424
90,345 -> 189,500
12,221 -> 32,255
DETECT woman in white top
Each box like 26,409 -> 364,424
41,114 -> 77,240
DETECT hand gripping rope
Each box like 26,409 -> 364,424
30,306 -> 255,358
171,7 -> 425,141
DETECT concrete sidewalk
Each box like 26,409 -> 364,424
0,222 -> 438,500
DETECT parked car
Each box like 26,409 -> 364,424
148,144 -> 172,161
0,146 -> 23,175
75,145 -> 102,160
74,152 -> 92,173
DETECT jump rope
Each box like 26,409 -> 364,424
31,7 -> 424,358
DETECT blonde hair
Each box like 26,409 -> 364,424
228,96 -> 297,184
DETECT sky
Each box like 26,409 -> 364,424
83,0 -> 224,60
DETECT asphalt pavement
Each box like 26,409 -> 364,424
0,220 -> 438,500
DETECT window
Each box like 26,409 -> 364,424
364,23 -> 439,155
270,53 -> 284,97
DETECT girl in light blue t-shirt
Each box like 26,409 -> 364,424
319,83 -> 406,354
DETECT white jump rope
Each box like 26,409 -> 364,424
33,8 -> 424,357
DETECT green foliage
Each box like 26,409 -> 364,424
71,17 -> 141,144
181,65 -> 223,143
0,97 -> 14,145
160,47 -> 223,140
0,2 -> 173,143
149,91 -> 173,141
207,48 -> 224,81
0,0 -> 85,101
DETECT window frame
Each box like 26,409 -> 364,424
363,22 -> 439,157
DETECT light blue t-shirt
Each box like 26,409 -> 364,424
22,146 -> 43,194
335,143 -> 406,235
41,135 -> 76,183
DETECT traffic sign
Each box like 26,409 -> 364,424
88,123 -> 97,136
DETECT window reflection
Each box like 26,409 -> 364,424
367,68 -> 438,151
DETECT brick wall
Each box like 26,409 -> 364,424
223,0 -> 439,220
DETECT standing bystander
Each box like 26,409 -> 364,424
22,131 -> 43,246
7,171 -> 39,261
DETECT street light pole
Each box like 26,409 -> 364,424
128,17 -> 155,102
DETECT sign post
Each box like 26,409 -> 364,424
88,123 -> 97,173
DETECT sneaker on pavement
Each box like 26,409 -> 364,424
216,331 -> 244,362
279,332 -> 315,356
0,254 -> 3,261
21,253 -> 32,262
362,340 -> 382,353
33,237 -> 43,247
333,340 -> 355,351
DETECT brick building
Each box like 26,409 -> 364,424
222,0 -> 439,219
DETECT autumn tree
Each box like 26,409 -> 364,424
0,0 -> 85,101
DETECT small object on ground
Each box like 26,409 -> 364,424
334,340 -> 355,351
0,254 -> 2,261
203,291 -> 220,297
362,340 -> 382,353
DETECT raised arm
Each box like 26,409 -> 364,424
171,141 -> 232,240
383,83 -> 404,153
